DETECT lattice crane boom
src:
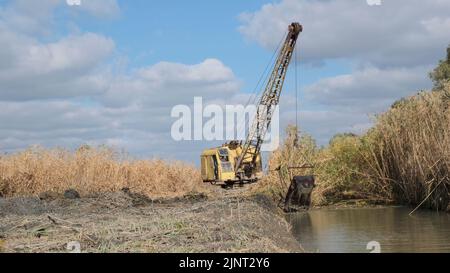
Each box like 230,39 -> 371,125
235,22 -> 303,177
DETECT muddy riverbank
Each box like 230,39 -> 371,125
0,190 -> 302,253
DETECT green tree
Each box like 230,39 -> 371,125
430,45 -> 450,90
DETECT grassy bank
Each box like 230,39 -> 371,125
257,84 -> 449,211
0,192 -> 301,253
0,146 -> 204,199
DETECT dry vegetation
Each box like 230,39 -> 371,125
0,192 -> 301,253
364,86 -> 450,210
0,148 -> 301,253
256,126 -> 385,207
0,146 -> 204,199
257,85 -> 449,211
259,48 -> 450,211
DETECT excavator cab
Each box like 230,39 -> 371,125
201,143 -> 263,186
201,147 -> 236,184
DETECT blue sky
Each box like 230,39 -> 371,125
69,1 -> 352,96
0,0 -> 448,163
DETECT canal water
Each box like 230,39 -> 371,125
287,207 -> 450,253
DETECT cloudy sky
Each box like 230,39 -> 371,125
0,0 -> 449,163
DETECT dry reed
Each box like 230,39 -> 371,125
257,86 -> 449,210
0,145 -> 203,199
364,87 -> 449,210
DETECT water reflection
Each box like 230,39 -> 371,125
287,207 -> 450,253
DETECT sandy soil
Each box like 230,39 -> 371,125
0,188 -> 302,253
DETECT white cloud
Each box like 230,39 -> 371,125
239,0 -> 450,67
102,59 -> 241,108
286,65 -> 433,144
304,66 -> 432,112
282,109 -> 373,144
0,0 -> 120,35
0,0 -> 118,102
76,0 -> 120,19
0,0 -> 60,35
0,29 -> 115,100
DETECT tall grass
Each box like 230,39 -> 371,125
258,87 -> 449,210
0,146 -> 203,198
364,87 -> 449,210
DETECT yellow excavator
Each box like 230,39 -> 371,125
201,22 -> 303,182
